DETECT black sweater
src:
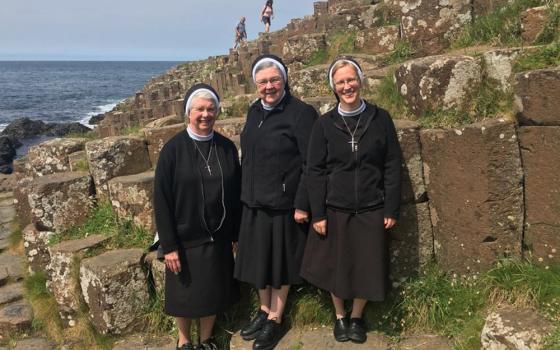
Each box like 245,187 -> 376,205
307,102 -> 401,222
240,92 -> 318,211
154,130 -> 241,254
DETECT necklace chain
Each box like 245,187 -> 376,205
191,138 -> 227,235
193,140 -> 214,175
340,115 -> 362,152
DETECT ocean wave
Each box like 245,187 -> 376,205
79,100 -> 123,128
0,123 -> 8,133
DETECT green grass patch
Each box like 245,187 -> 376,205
452,0 -> 547,48
304,30 -> 358,66
23,271 -> 64,344
372,73 -> 410,119
385,41 -> 415,65
513,41 -> 560,72
123,124 -> 143,136
306,49 -> 329,66
49,201 -> 153,250
73,159 -> 90,172
544,327 -> 560,348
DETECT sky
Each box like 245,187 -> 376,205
0,0 -> 317,61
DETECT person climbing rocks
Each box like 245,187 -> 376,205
233,16 -> 247,49
260,0 -> 273,33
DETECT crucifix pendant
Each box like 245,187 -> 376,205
205,165 -> 212,175
349,138 -> 358,152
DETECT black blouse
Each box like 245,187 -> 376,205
306,102 -> 402,222
154,131 -> 241,254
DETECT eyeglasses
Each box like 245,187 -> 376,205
256,76 -> 283,87
334,77 -> 359,88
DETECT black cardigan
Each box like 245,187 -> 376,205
154,130 -> 241,254
306,102 -> 401,222
240,92 -> 318,211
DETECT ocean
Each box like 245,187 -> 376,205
0,61 -> 180,131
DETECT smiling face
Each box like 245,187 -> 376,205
332,64 -> 362,110
255,66 -> 285,106
187,97 -> 217,135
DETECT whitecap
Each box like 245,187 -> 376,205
79,99 -> 124,128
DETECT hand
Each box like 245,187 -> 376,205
313,219 -> 327,235
232,242 -> 239,254
384,217 -> 397,229
164,251 -> 181,274
294,209 -> 309,224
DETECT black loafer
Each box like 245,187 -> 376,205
348,317 -> 367,343
333,317 -> 350,342
197,337 -> 218,350
176,340 -> 195,350
240,309 -> 269,340
253,320 -> 283,350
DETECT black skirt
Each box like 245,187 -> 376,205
300,208 -> 389,301
164,239 -> 239,318
234,206 -> 308,289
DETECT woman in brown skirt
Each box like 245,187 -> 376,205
300,57 -> 402,343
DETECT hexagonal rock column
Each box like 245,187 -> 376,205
420,118 -> 524,273
521,6 -> 549,44
143,124 -> 185,167
214,117 -> 246,140
0,300 -> 33,336
13,176 -> 34,227
395,55 -> 482,116
47,234 -> 108,327
26,138 -> 87,177
354,25 -> 399,53
282,33 -> 327,65
514,68 -> 560,126
85,136 -> 151,199
481,308 -> 553,350
79,249 -> 149,335
28,172 -> 94,233
519,127 -> 560,265
398,0 -> 472,55
482,48 -> 522,92
108,171 -> 155,233
390,120 -> 433,285
22,224 -> 55,274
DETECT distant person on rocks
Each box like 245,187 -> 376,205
300,56 -> 402,344
260,0 -> 274,33
153,83 -> 241,350
233,16 -> 247,49
234,55 -> 318,350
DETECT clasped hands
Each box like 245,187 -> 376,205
312,216 -> 397,235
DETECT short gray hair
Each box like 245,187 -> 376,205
186,90 -> 218,116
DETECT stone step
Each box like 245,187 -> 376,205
0,224 -> 11,253
0,282 -> 24,306
112,334 -> 176,350
9,337 -> 55,350
0,300 -> 33,336
0,206 -> 15,225
230,327 -> 392,349
0,251 -> 24,286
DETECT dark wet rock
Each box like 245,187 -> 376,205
45,122 -> 90,136
1,118 -> 47,141
88,113 -> 106,125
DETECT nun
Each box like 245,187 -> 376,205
300,57 -> 402,343
154,83 -> 241,350
234,55 -> 318,350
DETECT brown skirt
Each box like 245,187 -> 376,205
300,208 -> 389,301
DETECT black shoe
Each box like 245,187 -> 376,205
240,309 -> 269,340
348,317 -> 367,343
197,337 -> 218,350
333,317 -> 350,342
176,340 -> 195,350
253,320 -> 283,350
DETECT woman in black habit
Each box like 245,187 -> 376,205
300,57 -> 402,343
154,83 -> 240,350
234,55 -> 318,350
